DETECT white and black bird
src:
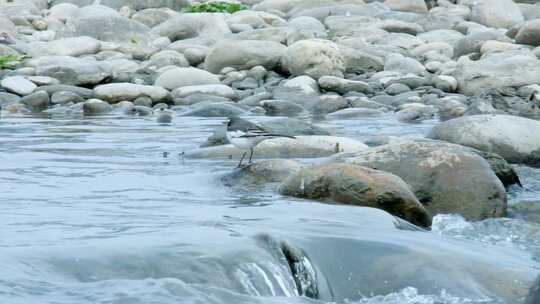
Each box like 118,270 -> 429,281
225,117 -> 295,167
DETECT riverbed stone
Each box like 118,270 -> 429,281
280,163 -> 431,227
204,40 -> 286,74
318,76 -> 370,94
1,76 -> 37,96
19,91 -> 50,109
454,50 -> 540,95
171,84 -> 238,100
469,0 -> 524,29
283,39 -> 345,80
94,83 -> 169,103
181,102 -> 246,117
83,98 -> 113,115
334,140 -> 507,221
428,114 -> 540,166
28,56 -> 113,86
187,136 -> 368,159
516,19 -> 540,46
154,67 -> 220,91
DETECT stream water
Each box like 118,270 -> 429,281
0,113 -> 538,304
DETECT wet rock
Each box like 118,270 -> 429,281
279,163 -> 431,227
204,40 -> 286,74
1,76 -> 36,96
221,159 -> 302,186
260,100 -> 309,117
395,103 -> 436,123
283,39 -> 345,80
94,83 -> 169,103
428,114 -> 540,166
171,84 -> 238,100
509,202 -> 540,224
19,91 -> 50,109
187,136 -> 368,159
155,108 -> 175,124
154,67 -> 220,91
133,105 -> 152,116
334,140 -> 507,221
473,150 -> 521,188
0,92 -> 20,105
83,99 -> 113,115
326,108 -> 384,119
318,76 -> 369,94
181,103 -> 245,117
51,91 -> 84,104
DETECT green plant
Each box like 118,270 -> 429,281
184,1 -> 247,13
0,54 -> 26,69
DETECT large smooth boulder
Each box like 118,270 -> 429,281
204,40 -> 286,74
428,115 -> 540,166
1,76 -> 36,96
154,68 -> 220,90
469,0 -> 524,28
280,163 -> 431,227
515,19 -> 540,46
454,50 -> 540,95
28,56 -> 112,86
27,37 -> 100,57
334,140 -> 507,221
186,136 -> 369,159
94,83 -> 169,103
282,39 -> 345,80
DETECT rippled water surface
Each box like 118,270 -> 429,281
0,113 -> 539,304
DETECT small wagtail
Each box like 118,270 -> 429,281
224,117 -> 295,167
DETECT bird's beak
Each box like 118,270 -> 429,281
221,121 -> 228,125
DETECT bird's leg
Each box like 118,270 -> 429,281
248,148 -> 254,164
237,152 -> 246,168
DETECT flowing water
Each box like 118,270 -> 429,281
0,112 -> 539,304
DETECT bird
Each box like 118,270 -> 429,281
225,116 -> 295,168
